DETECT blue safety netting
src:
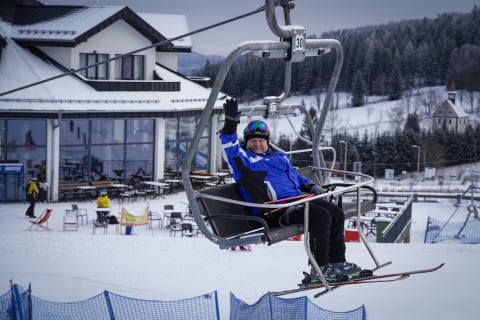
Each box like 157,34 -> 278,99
424,216 -> 480,244
1,284 -> 219,320
1,284 -> 366,320
230,292 -> 366,320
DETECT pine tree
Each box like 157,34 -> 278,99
352,70 -> 365,107
388,65 -> 402,100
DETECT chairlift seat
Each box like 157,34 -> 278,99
197,183 -> 303,247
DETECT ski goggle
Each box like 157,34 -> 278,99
243,120 -> 269,136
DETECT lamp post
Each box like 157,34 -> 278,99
412,144 -> 420,180
339,140 -> 347,182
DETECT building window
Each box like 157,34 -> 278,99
80,53 -> 109,80
2,120 -> 47,200
59,119 -> 154,183
115,54 -> 145,80
165,116 -> 208,174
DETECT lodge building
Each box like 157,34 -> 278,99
0,0 -> 225,202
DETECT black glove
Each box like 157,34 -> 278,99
302,182 -> 324,195
221,98 -> 242,135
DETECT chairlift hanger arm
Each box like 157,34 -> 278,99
184,44 -> 343,221
184,0 -> 345,250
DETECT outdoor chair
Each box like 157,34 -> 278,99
181,223 -> 198,237
72,204 -> 88,225
147,208 -> 163,229
92,208 -> 112,235
92,214 -> 109,235
162,204 -> 175,227
28,209 -> 53,231
63,209 -> 79,231
169,218 -> 183,237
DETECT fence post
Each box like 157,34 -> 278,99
103,290 -> 116,320
12,284 -> 23,320
423,216 -> 431,243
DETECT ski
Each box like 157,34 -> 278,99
270,263 -> 444,297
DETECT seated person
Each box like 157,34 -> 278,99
95,189 -> 112,224
218,98 -> 361,283
96,189 -> 110,208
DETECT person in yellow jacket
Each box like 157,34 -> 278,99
25,177 -> 39,218
96,189 -> 111,208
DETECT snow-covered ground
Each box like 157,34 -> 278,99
1,177 -> 479,319
1,87 -> 479,318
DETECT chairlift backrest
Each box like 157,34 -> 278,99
197,183 -> 257,238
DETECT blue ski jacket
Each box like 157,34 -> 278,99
220,131 -> 312,215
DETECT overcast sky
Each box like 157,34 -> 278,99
42,0 -> 479,56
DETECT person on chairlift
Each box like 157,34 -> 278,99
218,98 -> 361,284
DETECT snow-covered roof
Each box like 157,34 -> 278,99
139,13 -> 192,49
0,16 -> 222,118
433,99 -> 469,118
11,6 -> 125,43
9,5 -> 187,51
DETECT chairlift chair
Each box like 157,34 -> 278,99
182,0 -> 388,292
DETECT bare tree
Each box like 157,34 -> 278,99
324,108 -> 344,141
387,101 -> 407,131
403,89 -> 413,115
366,106 -> 374,122
373,111 -> 384,137
417,89 -> 439,117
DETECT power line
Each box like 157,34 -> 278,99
0,5 -> 267,97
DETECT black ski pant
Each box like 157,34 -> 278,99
264,198 -> 346,266
25,194 -> 36,217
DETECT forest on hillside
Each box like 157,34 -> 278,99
278,109 -> 480,179
197,6 -> 480,108
196,6 -> 480,177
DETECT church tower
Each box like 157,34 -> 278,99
447,80 -> 456,104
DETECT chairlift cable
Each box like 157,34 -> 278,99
0,5 -> 267,97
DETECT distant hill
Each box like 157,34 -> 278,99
178,52 -> 224,75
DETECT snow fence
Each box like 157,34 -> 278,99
1,284 -> 366,320
424,216 -> 480,243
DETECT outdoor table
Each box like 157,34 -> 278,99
165,179 -> 182,193
142,181 -> 170,198
189,175 -> 216,189
77,185 -> 96,201
109,184 -> 129,199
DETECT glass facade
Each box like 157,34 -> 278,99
165,116 -> 209,176
0,120 -> 46,201
0,114 -> 211,201
59,119 -> 154,183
